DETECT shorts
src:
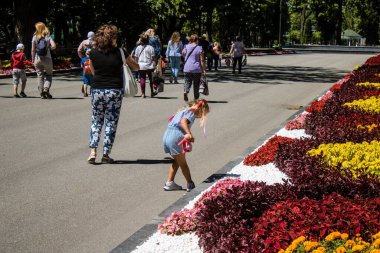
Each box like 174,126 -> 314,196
83,74 -> 93,85
12,69 -> 27,85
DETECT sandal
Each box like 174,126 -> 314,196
87,151 -> 96,164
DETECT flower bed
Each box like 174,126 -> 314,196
280,231 -> 380,253
133,54 -> 380,252
0,57 -> 77,76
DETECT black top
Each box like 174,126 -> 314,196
198,39 -> 209,55
90,48 -> 129,89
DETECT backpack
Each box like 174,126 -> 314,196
149,36 -> 161,57
83,58 -> 92,74
36,37 -> 48,56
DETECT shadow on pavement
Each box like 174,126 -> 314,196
51,97 -> 84,100
203,173 -> 240,183
208,64 -> 347,84
152,96 -> 178,100
113,159 -> 172,165
207,100 -> 228,103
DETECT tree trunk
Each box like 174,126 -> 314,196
335,0 -> 343,45
13,0 -> 47,58
206,8 -> 213,41
300,6 -> 306,44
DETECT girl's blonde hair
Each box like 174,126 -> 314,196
34,22 -> 50,40
188,99 -> 210,127
170,32 -> 180,43
145,28 -> 155,37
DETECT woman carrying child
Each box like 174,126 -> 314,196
163,99 -> 210,192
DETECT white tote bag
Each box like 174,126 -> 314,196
119,48 -> 138,97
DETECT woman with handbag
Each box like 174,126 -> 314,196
182,34 -> 206,101
135,34 -> 156,98
87,24 -> 139,164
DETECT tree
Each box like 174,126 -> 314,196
13,0 -> 49,57
354,0 -> 380,45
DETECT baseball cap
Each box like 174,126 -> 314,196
16,43 -> 24,50
87,31 -> 95,39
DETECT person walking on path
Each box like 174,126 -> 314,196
163,99 -> 210,192
145,28 -> 162,69
80,49 -> 93,97
213,41 -> 222,71
11,43 -> 29,97
87,24 -> 139,164
182,34 -> 206,101
166,31 -> 183,84
31,22 -> 56,99
135,34 -> 156,98
229,36 -> 245,74
77,31 -> 95,59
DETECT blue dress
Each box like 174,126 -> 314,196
163,108 -> 195,156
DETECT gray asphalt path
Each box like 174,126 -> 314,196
0,53 -> 372,253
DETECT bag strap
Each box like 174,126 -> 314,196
119,48 -> 126,63
137,46 -> 147,60
184,45 -> 197,65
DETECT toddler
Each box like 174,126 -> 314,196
11,44 -> 28,97
80,49 -> 93,96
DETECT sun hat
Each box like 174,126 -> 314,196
16,43 -> 24,50
87,31 -> 95,39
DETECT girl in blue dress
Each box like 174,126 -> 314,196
163,99 -> 210,192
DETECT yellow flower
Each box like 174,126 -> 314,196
336,246 -> 346,253
371,250 -> 380,253
356,82 -> 380,90
307,140 -> 380,179
344,96 -> 380,114
352,245 -> 366,251
278,250 -> 285,253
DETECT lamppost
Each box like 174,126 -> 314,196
278,0 -> 282,45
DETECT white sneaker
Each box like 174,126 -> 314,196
163,181 -> 183,191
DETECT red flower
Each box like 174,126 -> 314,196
243,135 -> 295,166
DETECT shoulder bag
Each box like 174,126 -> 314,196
119,48 -> 138,97
199,74 -> 209,96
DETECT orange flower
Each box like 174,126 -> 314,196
346,240 -> 356,248
341,233 -> 349,240
336,246 -> 346,253
352,245 -> 366,251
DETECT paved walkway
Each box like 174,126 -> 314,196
0,53 -> 372,253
